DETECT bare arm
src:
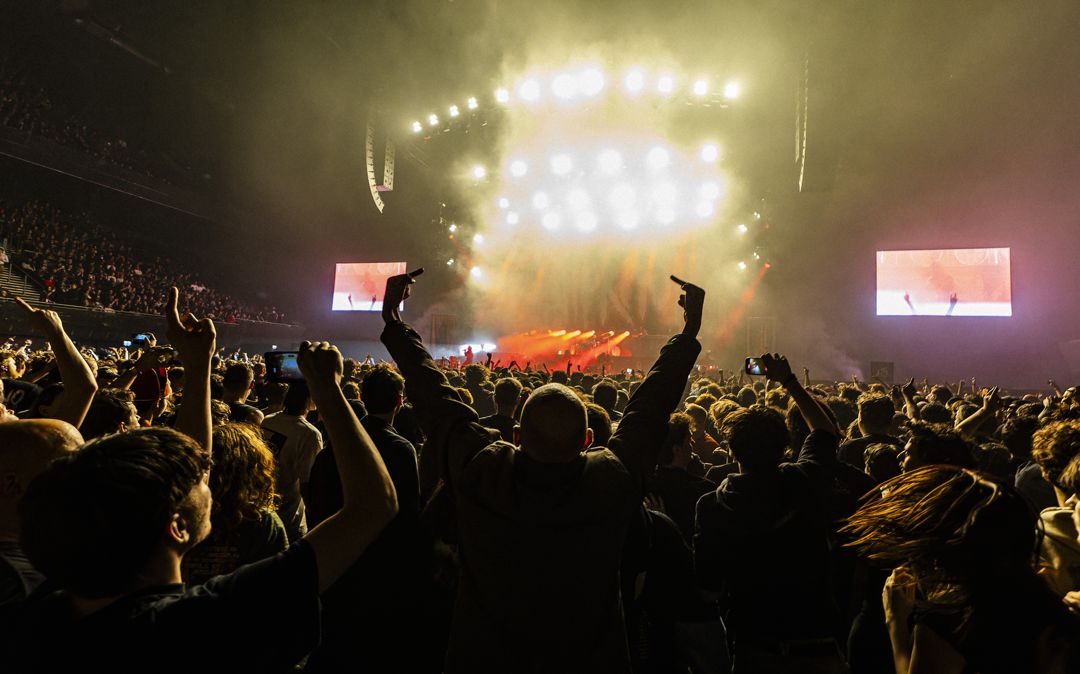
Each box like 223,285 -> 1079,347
955,386 -> 1000,440
165,287 -> 215,451
902,378 -> 920,421
299,341 -> 398,593
15,298 -> 97,427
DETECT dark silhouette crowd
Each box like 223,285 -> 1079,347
0,272 -> 1078,674
0,199 -> 287,323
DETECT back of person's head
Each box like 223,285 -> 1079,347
25,383 -> 64,419
591,379 -> 618,412
693,393 -> 718,412
209,423 -> 278,532
659,412 -> 692,465
210,400 -> 231,426
919,402 -> 953,424
684,404 -> 708,437
826,396 -> 857,432
222,362 -> 254,393
736,387 -> 757,408
723,406 -> 789,472
929,385 -> 953,405
456,387 -> 474,405
282,381 -> 311,416
19,427 -> 210,598
584,402 -> 612,448
864,442 -> 901,483
209,373 -> 224,400
974,442 -> 1013,480
1032,419 -> 1080,491
80,388 -> 138,440
903,421 -> 975,470
494,377 -> 524,413
341,380 -> 361,401
709,399 -> 740,427
764,387 -> 789,410
361,364 -> 405,415
263,382 -> 289,407
1001,415 -> 1039,464
857,392 -> 895,434
0,420 -> 83,521
463,364 -> 488,386
519,383 -> 589,462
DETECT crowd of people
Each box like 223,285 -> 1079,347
0,198 -> 287,323
0,57 -> 171,183
0,273 -> 1078,674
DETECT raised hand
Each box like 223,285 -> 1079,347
902,377 -> 918,399
981,386 -> 1002,413
14,297 -> 64,338
760,353 -> 795,385
670,275 -> 705,337
382,268 -> 425,323
165,287 -> 216,362
297,340 -> 344,391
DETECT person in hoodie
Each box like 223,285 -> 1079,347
694,353 -> 844,674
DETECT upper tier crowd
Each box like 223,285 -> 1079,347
0,273 -> 1077,674
0,199 -> 287,323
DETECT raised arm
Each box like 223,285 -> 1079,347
14,297 -> 97,427
165,287 -> 215,451
299,341 -> 398,593
955,386 -> 1000,440
901,378 -> 921,421
762,354 -> 837,435
608,276 -> 703,496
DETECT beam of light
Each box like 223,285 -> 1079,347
723,80 -> 740,99
560,329 -> 582,341
495,87 -> 510,103
467,96 -> 478,109
713,266 -> 768,346
580,330 -> 596,339
518,78 -> 541,101
549,329 -> 567,336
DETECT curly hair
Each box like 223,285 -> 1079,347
1032,419 -> 1080,490
209,423 -> 279,533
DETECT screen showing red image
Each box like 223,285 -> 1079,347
332,262 -> 407,312
876,248 -> 1011,316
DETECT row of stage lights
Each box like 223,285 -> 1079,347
410,68 -> 741,133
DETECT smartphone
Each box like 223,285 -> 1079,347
745,357 -> 766,376
132,333 -> 152,347
265,351 -> 304,382
625,368 -> 633,375
122,340 -> 133,347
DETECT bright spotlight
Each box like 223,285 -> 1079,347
428,113 -> 439,126
699,143 -> 719,162
470,266 -> 484,279
411,121 -> 422,133
723,80 -> 740,99
552,72 -> 577,99
597,149 -> 622,174
542,212 -> 562,230
753,211 -> 762,219
449,105 -> 460,118
693,79 -> 708,96
510,159 -> 528,177
736,223 -> 748,234
448,223 -> 458,233
566,188 -> 591,211
550,154 -> 574,176
498,197 -> 510,209
446,258 -> 455,266
695,202 -> 714,218
467,96 -> 478,109
753,251 -> 760,259
609,184 -> 636,208
700,181 -> 721,200
495,87 -> 510,103
473,233 -> 485,245
472,165 -> 487,180
532,191 -> 551,210
506,211 -> 520,225
657,74 -> 675,95
656,208 -> 676,225
624,69 -> 645,93
617,211 -> 640,229
652,182 -> 678,207
575,211 -> 598,231
646,146 -> 670,170
518,78 -> 541,101
578,68 -> 605,96
737,261 -> 748,271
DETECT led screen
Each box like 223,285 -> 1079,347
876,248 -> 1011,316
332,262 -> 407,311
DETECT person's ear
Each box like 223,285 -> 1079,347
583,427 -> 594,450
167,513 -> 191,545
512,425 -> 521,447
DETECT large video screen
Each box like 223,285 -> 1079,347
332,262 -> 407,312
876,248 -> 1011,316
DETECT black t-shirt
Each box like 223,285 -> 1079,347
1,379 -> 42,416
181,510 -> 289,586
2,540 -> 320,674
478,413 -> 516,443
837,433 -> 902,468
0,541 -> 45,607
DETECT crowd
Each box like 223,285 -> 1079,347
0,57 -> 170,183
0,199 -> 287,323
0,272 -> 1078,674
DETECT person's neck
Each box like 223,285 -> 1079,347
222,390 -> 248,404
370,411 -> 396,424
1054,484 -> 1070,508
495,406 -> 515,418
70,549 -> 183,618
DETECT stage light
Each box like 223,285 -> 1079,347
509,159 -> 528,178
617,211 -> 640,229
657,74 -> 674,95
518,78 -> 541,101
652,182 -> 678,207
470,266 -> 484,279
597,149 -> 622,174
646,146 -> 670,170
575,211 -> 598,231
737,261 -> 747,271
624,69 -> 645,93
498,197 -> 510,209
736,223 -> 748,234
506,211 -> 520,225
552,72 -> 577,99
609,184 -> 636,209
699,143 -> 719,162
532,191 -> 551,210
449,105 -> 460,118
447,258 -> 455,266
550,154 -> 573,176
695,201 -> 714,218
579,68 -> 605,96
700,181 -> 721,200
448,223 -> 458,233
656,208 -> 676,225
723,80 -> 740,99
428,113 -> 439,126
753,251 -> 760,259
467,96 -> 478,109
542,212 -> 562,230
566,188 -> 591,211
411,121 -> 422,133
474,233 -> 485,245
495,87 -> 510,103
753,211 -> 762,219
472,165 -> 487,179
693,79 -> 708,96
